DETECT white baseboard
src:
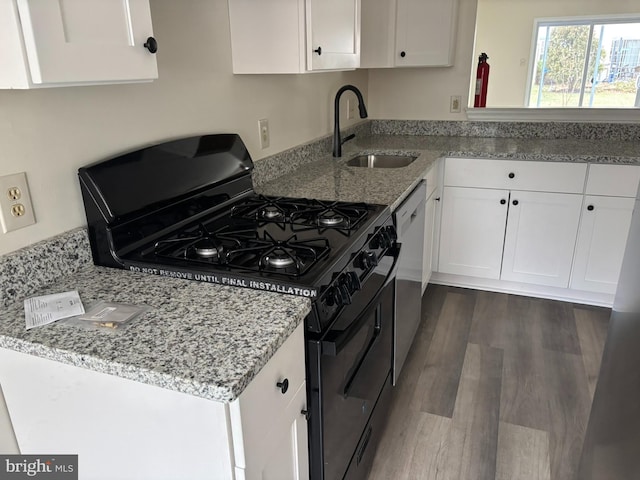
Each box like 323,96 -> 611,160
429,272 -> 614,308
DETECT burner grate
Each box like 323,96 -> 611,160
231,196 -> 369,233
225,232 -> 330,277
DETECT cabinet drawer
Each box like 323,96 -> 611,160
444,158 -> 587,193
586,164 -> 640,197
229,323 -> 305,469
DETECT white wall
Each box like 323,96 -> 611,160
474,0 -> 640,107
367,0 -> 478,120
0,0 -> 367,256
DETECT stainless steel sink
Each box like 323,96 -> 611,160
346,154 -> 417,168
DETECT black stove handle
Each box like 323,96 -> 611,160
321,244 -> 400,357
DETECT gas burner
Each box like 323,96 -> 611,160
222,232 -> 331,277
193,239 -> 220,258
318,211 -> 345,227
264,251 -> 296,269
261,205 -> 285,220
231,196 -> 299,223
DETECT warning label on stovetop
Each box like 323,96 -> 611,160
127,265 -> 317,298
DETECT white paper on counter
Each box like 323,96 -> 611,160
24,291 -> 85,330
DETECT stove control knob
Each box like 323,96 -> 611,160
357,251 -> 379,270
344,271 -> 361,293
368,251 -> 379,267
356,251 -> 369,269
368,234 -> 381,249
385,225 -> 398,243
370,231 -> 389,250
380,229 -> 392,248
324,287 -> 337,307
338,284 -> 352,305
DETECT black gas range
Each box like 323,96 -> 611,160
79,133 -> 397,480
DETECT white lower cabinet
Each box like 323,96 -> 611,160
571,196 -> 636,294
0,324 -> 308,480
501,191 -> 583,287
434,158 -> 640,306
230,323 -> 308,480
235,383 -> 308,480
438,186 -> 508,279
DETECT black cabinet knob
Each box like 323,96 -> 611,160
314,46 -> 322,55
276,378 -> 289,394
512,200 -> 519,206
508,172 -> 515,179
143,37 -> 158,54
587,205 -> 595,211
500,199 -> 506,205
301,409 -> 310,420
400,51 -> 406,57
435,197 -> 441,202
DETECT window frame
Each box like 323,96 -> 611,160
524,13 -> 640,109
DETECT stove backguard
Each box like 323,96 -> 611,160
78,134 -> 255,267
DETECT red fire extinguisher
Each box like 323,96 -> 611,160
474,53 -> 490,108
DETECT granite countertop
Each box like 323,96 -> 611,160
2,129 -> 638,405
0,259 -> 310,403
256,134 -> 640,210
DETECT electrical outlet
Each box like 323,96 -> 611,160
0,172 -> 36,233
450,95 -> 462,113
347,99 -> 356,120
258,119 -> 270,149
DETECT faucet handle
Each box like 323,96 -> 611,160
341,133 -> 355,145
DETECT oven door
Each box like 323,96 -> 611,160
307,249 -> 398,480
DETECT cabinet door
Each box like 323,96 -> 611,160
571,196 -> 635,294
502,191 -> 582,287
438,186 -> 509,279
359,0 -> 395,68
16,0 -> 157,85
395,0 -> 457,66
0,348 -> 233,480
307,0 -> 360,70
239,383 -> 309,480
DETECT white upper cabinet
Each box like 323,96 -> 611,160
228,0 -> 360,74
0,0 -> 158,89
361,0 -> 458,68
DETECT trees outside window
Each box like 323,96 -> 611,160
528,18 -> 640,108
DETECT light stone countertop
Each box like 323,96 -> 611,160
256,134 -> 640,211
1,131 -> 637,404
0,260 -> 310,403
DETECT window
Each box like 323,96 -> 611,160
528,17 -> 640,108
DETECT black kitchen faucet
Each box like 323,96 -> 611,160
332,84 -> 368,157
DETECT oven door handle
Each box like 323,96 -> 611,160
321,244 -> 400,357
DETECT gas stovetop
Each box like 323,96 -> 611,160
78,134 -> 395,331
121,193 -> 390,298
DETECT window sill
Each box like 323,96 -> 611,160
466,107 -> 640,123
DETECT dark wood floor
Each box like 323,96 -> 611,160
369,285 -> 610,480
